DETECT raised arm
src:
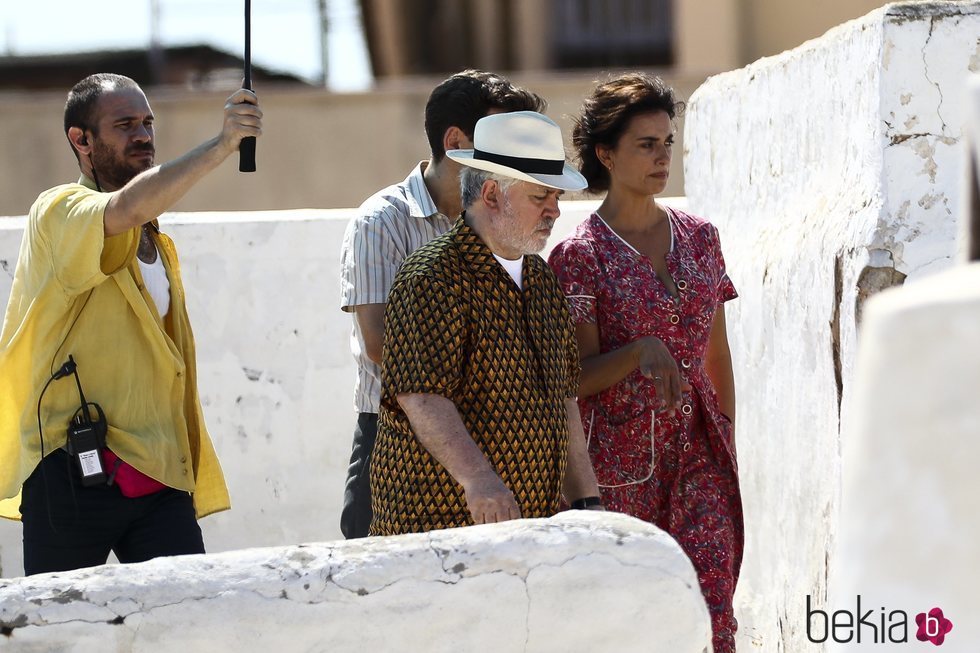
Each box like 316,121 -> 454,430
102,89 -> 262,236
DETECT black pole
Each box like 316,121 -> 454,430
239,0 -> 257,172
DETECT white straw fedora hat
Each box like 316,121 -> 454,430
446,111 -> 587,191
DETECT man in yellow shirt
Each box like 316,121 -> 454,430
0,73 -> 262,575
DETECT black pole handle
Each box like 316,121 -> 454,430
239,0 -> 256,173
239,137 -> 256,172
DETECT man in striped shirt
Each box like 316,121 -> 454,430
338,70 -> 545,538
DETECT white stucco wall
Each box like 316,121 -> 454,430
683,2 -> 978,651
0,512 -> 712,652
832,264 -> 980,653
830,72 -> 980,653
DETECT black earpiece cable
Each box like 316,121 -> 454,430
50,290 -> 93,378
35,359 -> 77,533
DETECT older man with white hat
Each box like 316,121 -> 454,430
369,111 -> 603,535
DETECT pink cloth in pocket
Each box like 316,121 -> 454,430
101,449 -> 168,498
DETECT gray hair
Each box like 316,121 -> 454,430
460,167 -> 520,208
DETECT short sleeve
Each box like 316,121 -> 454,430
712,226 -> 738,303
34,185 -> 137,296
339,211 -> 403,312
380,274 -> 464,409
547,238 -> 599,325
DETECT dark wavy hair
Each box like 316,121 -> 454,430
63,73 -> 141,159
424,69 -> 545,163
573,73 -> 685,193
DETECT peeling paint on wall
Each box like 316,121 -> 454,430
855,262 -> 907,325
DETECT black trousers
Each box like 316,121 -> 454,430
20,449 -> 204,576
340,412 -> 378,539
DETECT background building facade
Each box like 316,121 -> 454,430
0,0 -> 889,217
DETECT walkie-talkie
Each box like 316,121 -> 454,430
61,355 -> 108,486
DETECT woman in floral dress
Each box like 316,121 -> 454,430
548,73 -> 742,653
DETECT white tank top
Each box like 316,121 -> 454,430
138,251 -> 171,319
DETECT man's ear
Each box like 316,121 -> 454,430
68,127 -> 91,157
443,126 -> 471,154
480,178 -> 500,210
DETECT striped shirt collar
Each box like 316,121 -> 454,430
404,161 -> 440,219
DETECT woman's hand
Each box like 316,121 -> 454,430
629,336 -> 691,415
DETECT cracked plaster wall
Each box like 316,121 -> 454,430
830,71 -> 980,653
0,513 -> 711,652
683,2 -> 979,651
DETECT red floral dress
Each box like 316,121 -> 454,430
548,208 -> 743,653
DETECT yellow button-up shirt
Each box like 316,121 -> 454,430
0,176 -> 229,519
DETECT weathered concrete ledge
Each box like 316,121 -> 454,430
0,512 -> 710,652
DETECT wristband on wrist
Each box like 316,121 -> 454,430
570,496 -> 603,510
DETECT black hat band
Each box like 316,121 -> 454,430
473,149 -> 565,175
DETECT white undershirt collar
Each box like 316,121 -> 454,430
493,253 -> 524,289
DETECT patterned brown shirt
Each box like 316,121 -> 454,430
369,217 -> 580,535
